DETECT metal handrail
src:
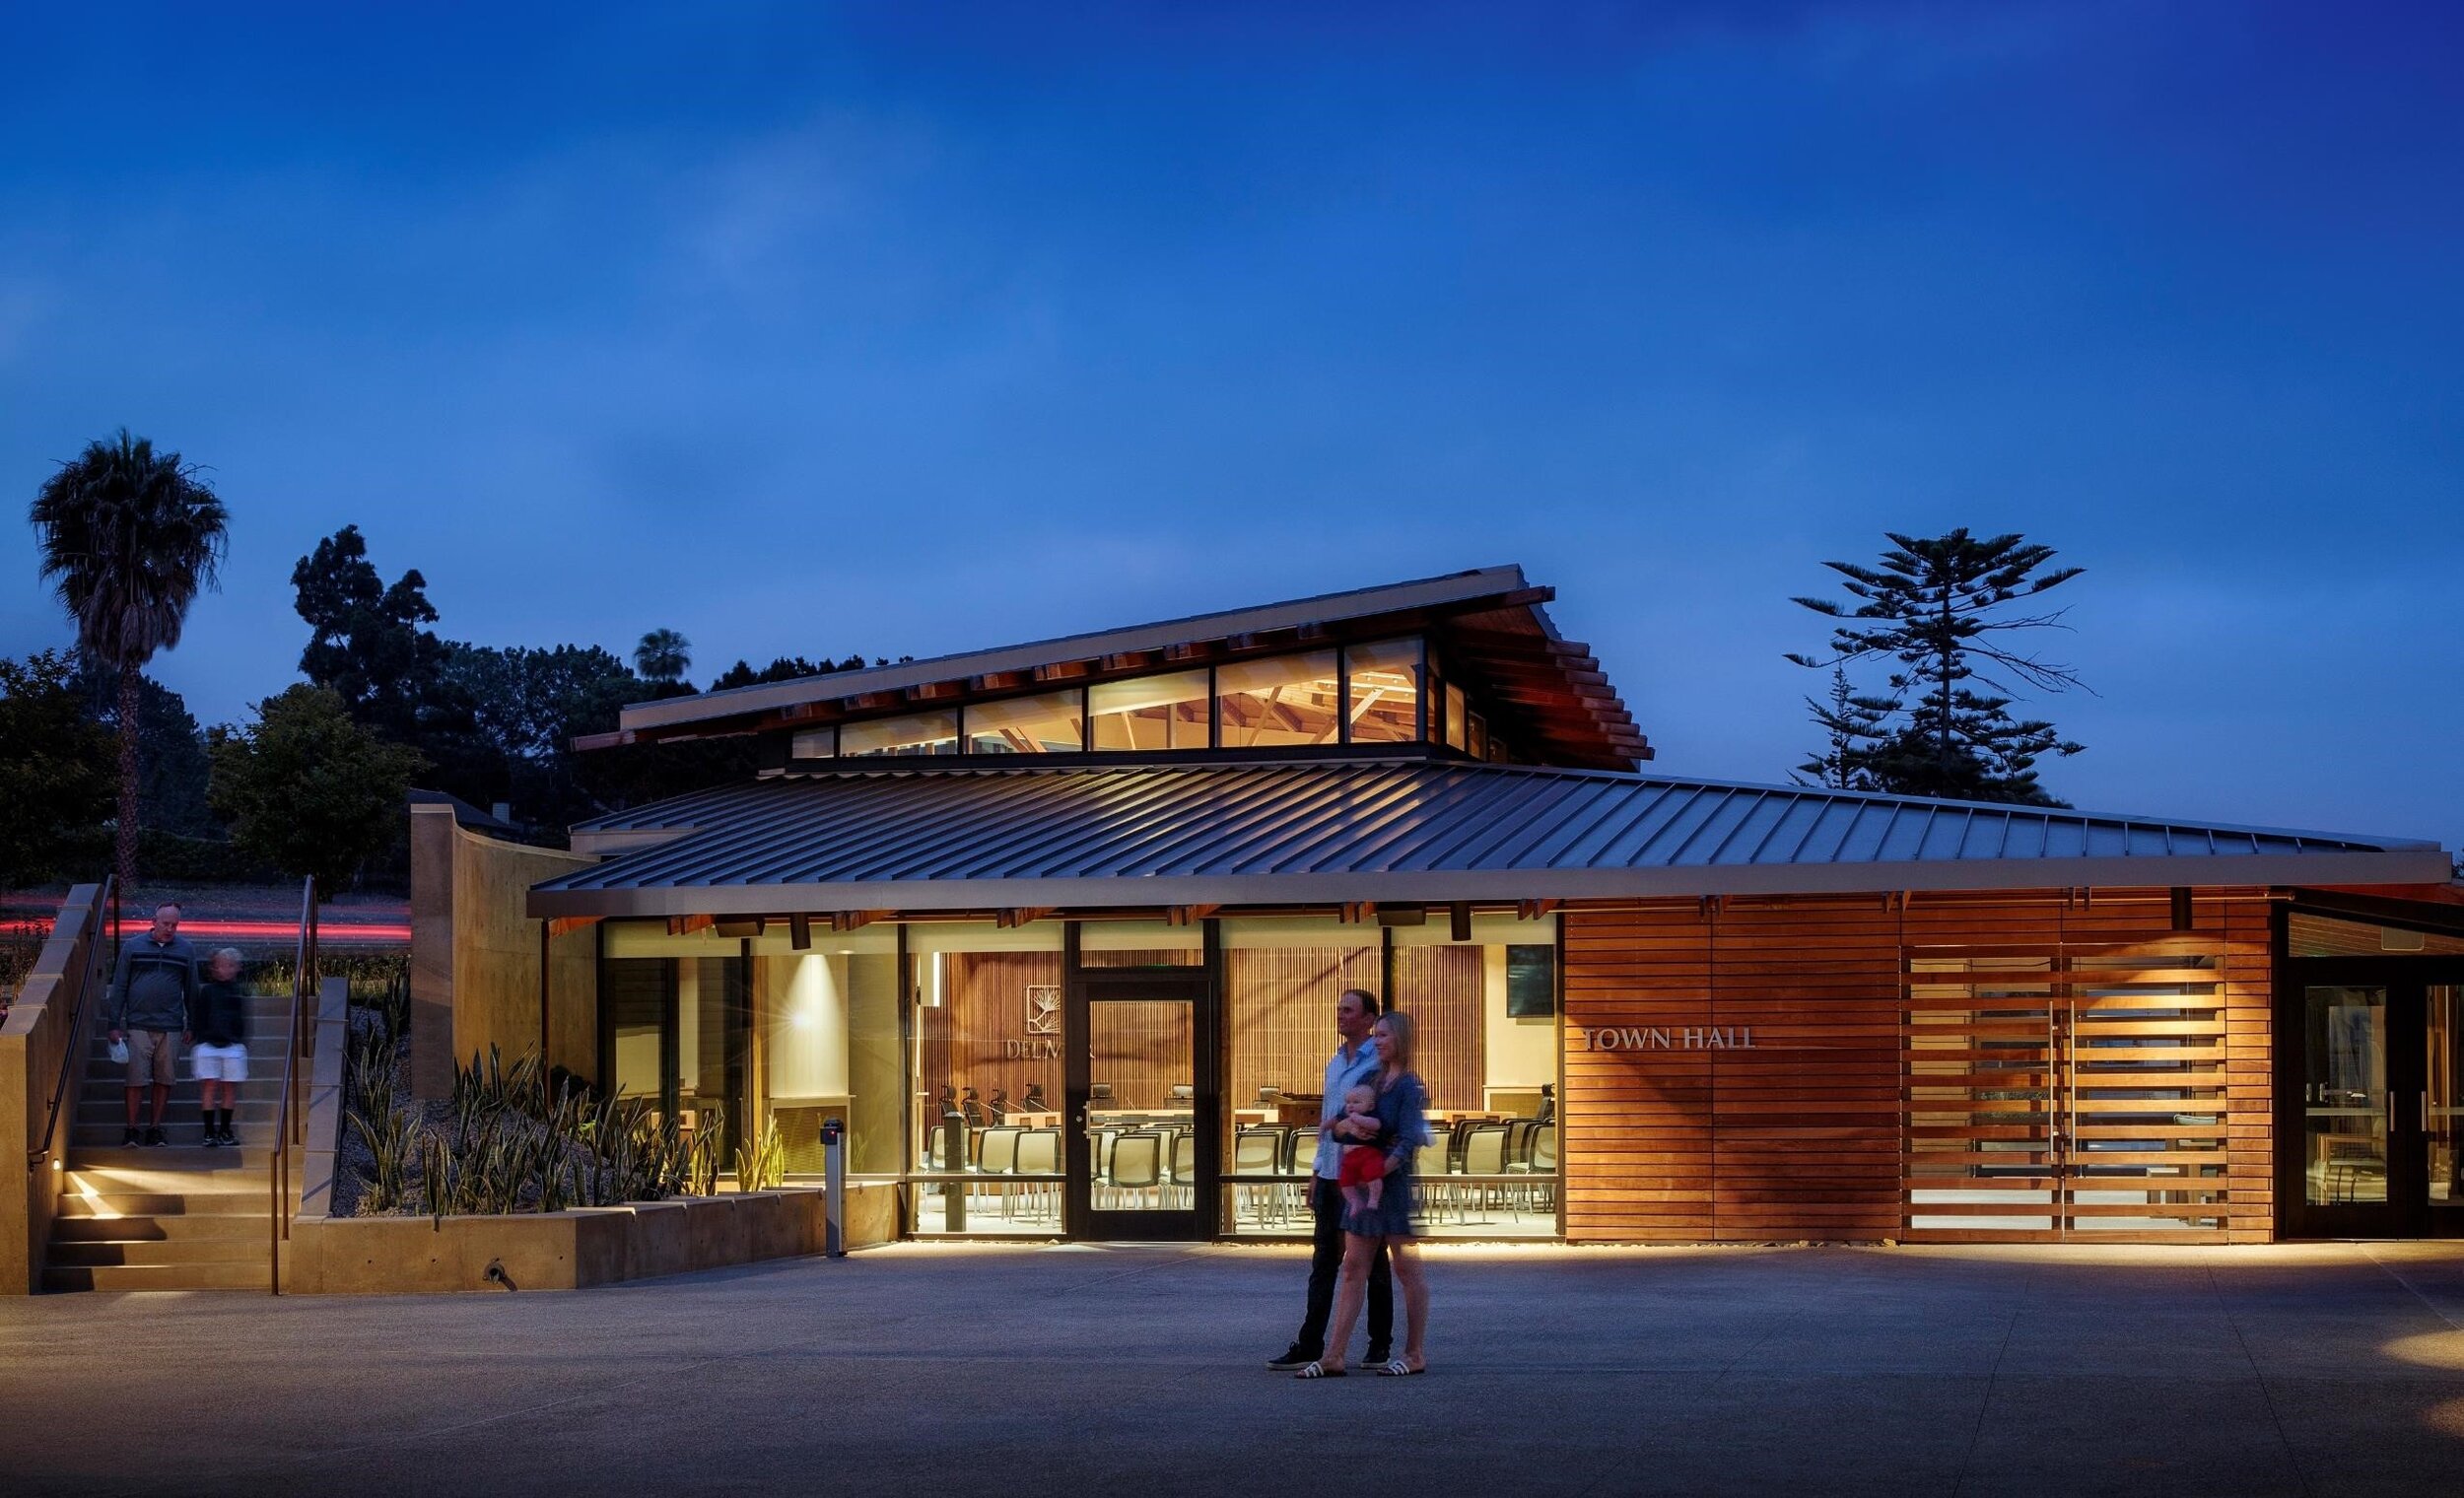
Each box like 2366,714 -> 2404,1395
28,878 -> 114,1170
269,877 -> 316,1294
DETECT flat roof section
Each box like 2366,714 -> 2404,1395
527,760 -> 2455,918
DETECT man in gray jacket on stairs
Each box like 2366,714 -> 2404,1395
105,903 -> 197,1148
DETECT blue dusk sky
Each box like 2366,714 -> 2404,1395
2,3 -> 2459,849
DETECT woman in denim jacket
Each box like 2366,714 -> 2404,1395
1297,1010 -> 1431,1377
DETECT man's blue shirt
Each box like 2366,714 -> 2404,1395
1312,1036 -> 1385,1180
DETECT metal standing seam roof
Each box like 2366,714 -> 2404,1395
524,761 -> 2454,919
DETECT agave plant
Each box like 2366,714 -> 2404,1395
734,1115 -> 786,1193
538,1153 -> 576,1214
347,1104 -> 418,1215
419,1130 -> 454,1223
376,973 -> 410,1050
346,1025 -> 399,1124
686,1112 -> 726,1196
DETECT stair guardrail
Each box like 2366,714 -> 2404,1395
269,877 -> 316,1294
26,877 -> 114,1173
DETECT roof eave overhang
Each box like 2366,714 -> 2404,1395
523,848 -> 2456,920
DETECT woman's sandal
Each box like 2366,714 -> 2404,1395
1375,1358 -> 1424,1376
1294,1361 -> 1345,1379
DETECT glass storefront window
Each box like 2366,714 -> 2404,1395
2288,911 -> 2464,956
908,922 -> 1066,1235
600,925 -> 753,1164
678,954 -> 749,1158
603,956 -> 671,1109
782,642 -> 1446,762
1219,913 -> 1559,1241
1217,650 -> 1342,749
965,690 -> 1084,754
1089,668 -> 1210,751
1218,917 -> 1383,1231
606,919 -> 901,1180
842,710 -> 960,758
751,924 -> 901,1177
1344,639 -> 1421,744
2304,985 -> 2389,1206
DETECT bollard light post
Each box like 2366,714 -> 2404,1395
821,1117 -> 847,1258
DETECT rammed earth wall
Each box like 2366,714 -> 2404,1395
280,1183 -> 900,1293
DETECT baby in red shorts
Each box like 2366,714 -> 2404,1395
1335,1082 -> 1387,1213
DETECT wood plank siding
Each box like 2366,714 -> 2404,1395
1561,888 -> 2277,1244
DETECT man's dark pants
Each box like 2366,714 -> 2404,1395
1294,1177 -> 1391,1358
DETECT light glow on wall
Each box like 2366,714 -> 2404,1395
771,952 -> 851,1101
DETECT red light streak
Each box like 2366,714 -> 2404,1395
107,918 -> 411,944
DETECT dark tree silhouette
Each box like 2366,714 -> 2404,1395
31,430 -> 229,895
708,653 -> 869,691
0,650 -> 114,886
1796,667 -> 1895,791
1788,529 -> 2088,806
634,628 -> 693,685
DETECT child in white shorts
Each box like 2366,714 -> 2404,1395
189,948 -> 250,1146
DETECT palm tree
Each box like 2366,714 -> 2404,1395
634,627 -> 692,685
31,429 -> 229,896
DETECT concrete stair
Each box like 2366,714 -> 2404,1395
42,997 -> 300,1293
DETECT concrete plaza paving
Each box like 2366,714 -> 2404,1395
4,1240 -> 2464,1496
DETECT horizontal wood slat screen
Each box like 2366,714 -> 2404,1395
1562,890 -> 2276,1244
1905,937 -> 2233,1244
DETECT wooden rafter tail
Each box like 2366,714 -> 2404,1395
827,911 -> 886,933
1165,904 -> 1220,926
995,907 -> 1057,929
545,915 -> 601,938
1516,898 -> 1559,921
666,914 -> 717,937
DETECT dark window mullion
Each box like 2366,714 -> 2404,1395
1336,647 -> 1351,748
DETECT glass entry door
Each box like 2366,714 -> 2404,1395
1066,970 -> 1215,1239
2288,973 -> 2464,1238
2430,986 -> 2463,1222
